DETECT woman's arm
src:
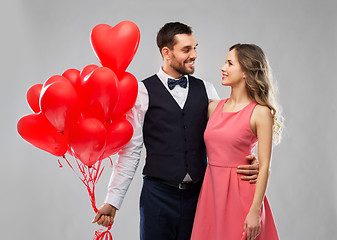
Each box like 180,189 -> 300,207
207,100 -> 221,119
244,105 -> 273,240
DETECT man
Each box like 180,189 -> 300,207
92,22 -> 258,240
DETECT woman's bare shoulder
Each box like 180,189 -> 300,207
254,104 -> 272,118
252,104 -> 273,127
208,100 -> 221,118
209,100 -> 221,110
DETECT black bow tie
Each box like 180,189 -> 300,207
167,77 -> 187,90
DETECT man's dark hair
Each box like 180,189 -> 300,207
156,22 -> 192,54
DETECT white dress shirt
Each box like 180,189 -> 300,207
104,68 -> 220,209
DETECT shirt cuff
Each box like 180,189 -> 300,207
104,193 -> 123,210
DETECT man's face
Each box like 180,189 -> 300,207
166,34 -> 198,77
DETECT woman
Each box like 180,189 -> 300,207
190,44 -> 283,240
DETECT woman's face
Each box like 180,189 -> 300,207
220,49 -> 245,86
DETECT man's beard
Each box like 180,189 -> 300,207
170,53 -> 195,76
171,62 -> 195,76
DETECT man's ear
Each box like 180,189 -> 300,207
162,47 -> 170,60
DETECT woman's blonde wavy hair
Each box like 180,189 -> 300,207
229,43 -> 284,145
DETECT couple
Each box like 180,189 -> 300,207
92,22 -> 282,240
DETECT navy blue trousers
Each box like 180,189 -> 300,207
140,177 -> 201,240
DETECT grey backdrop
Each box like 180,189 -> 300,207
1,0 -> 336,239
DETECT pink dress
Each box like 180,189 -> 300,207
191,99 -> 279,240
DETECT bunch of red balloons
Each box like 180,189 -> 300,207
17,21 -> 140,167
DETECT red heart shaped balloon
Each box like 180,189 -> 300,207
40,81 -> 80,132
26,84 -> 43,113
42,75 -> 72,89
62,68 -> 81,90
17,113 -> 68,156
99,118 -> 133,160
90,21 -> 140,77
79,64 -> 99,82
110,72 -> 138,119
68,118 -> 107,166
80,67 -> 119,122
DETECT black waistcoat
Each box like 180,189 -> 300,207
142,74 -> 208,184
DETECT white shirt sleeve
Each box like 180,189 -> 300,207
203,80 -> 220,102
104,82 -> 148,209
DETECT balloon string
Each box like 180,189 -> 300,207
108,156 -> 113,168
58,158 -> 63,168
74,158 -> 99,213
60,155 -> 113,239
94,226 -> 113,240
